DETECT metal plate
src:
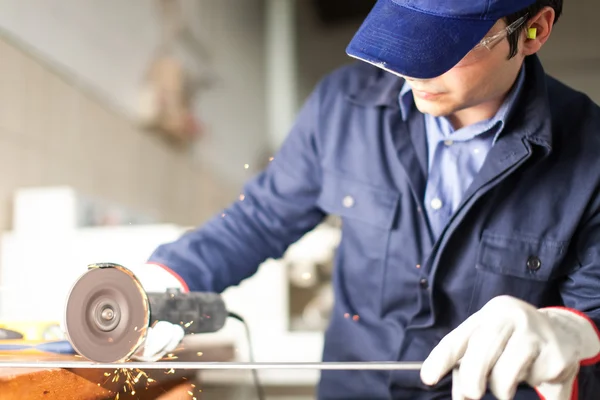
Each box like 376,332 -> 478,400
64,265 -> 150,363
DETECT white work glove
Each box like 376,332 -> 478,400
131,320 -> 185,362
420,295 -> 600,400
128,263 -> 189,362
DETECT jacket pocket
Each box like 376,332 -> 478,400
468,231 -> 569,314
318,171 -> 399,230
317,170 -> 400,312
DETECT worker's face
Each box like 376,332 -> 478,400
401,8 -> 554,126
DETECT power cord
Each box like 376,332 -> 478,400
227,311 -> 266,400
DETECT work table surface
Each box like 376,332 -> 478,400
0,343 -> 235,400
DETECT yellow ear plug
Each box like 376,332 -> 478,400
527,27 -> 537,39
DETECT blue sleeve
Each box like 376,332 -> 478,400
147,84 -> 327,293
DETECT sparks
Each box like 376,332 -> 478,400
103,368 -> 154,399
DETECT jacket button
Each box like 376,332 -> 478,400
527,256 -> 541,271
342,195 -> 355,208
419,278 -> 428,289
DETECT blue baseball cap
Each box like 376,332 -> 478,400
346,0 -> 536,79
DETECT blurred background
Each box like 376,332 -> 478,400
0,0 -> 597,399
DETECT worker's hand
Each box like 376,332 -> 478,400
128,263 -> 188,362
420,295 -> 600,400
128,262 -> 189,294
131,321 -> 185,362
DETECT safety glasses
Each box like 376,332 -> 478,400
454,15 -> 530,67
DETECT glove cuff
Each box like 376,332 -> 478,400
540,307 -> 600,365
129,262 -> 190,293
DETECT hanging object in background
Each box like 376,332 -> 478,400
138,0 -> 216,145
139,55 -> 200,142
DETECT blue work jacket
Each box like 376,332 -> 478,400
149,55 -> 600,399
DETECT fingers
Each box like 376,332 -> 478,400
133,321 -> 185,362
535,377 -> 577,400
451,368 -> 468,400
164,324 -> 185,353
455,322 -> 514,399
488,333 -> 540,400
421,314 -> 480,386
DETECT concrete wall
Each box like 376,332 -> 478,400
0,35 -> 237,233
0,0 -> 268,187
295,1 -> 361,105
537,0 -> 600,103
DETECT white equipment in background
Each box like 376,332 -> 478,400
12,186 -> 157,234
0,185 -> 336,387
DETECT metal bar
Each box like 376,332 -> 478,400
0,361 -> 423,371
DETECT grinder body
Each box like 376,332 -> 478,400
147,289 -> 227,334
64,263 -> 227,363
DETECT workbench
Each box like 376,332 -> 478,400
0,343 -> 235,400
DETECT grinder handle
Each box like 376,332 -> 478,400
147,290 -> 228,335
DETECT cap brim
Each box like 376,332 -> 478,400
346,0 -> 497,79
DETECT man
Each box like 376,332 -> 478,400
134,0 -> 600,398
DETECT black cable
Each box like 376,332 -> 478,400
227,311 -> 266,400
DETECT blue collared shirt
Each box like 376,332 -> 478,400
399,66 -> 526,238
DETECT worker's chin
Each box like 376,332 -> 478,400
413,98 -> 452,118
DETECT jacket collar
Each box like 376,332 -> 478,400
346,66 -> 404,109
514,55 -> 553,150
346,55 -> 553,150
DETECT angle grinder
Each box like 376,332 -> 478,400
63,263 -> 228,363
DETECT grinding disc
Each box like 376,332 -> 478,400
64,264 -> 150,363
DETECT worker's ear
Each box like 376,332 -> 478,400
521,6 -> 555,55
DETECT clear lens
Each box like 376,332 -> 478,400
453,15 -> 529,68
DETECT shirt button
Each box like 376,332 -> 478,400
444,140 -> 454,146
419,278 -> 429,289
430,198 -> 443,210
527,256 -> 542,271
342,195 -> 355,208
